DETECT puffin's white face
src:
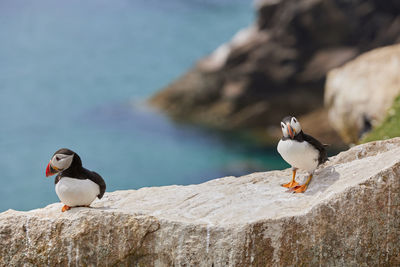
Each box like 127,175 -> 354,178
280,116 -> 302,139
280,121 -> 290,138
46,153 -> 74,177
290,117 -> 302,134
51,153 -> 74,170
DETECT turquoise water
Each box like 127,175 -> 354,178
0,0 -> 288,212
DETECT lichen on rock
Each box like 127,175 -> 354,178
361,95 -> 400,143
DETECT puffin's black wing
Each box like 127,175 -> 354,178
88,171 -> 106,199
303,133 -> 328,165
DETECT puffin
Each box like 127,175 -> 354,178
45,148 -> 106,212
277,116 -> 328,193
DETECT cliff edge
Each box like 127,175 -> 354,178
1,138 -> 400,266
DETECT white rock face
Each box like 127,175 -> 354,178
1,138 -> 400,266
325,44 -> 400,143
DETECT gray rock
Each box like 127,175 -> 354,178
325,44 -> 400,143
150,0 -> 400,131
1,138 -> 400,266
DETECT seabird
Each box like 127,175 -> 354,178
45,148 -> 106,212
277,116 -> 328,193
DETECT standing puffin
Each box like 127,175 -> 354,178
45,148 -> 106,212
277,116 -> 328,193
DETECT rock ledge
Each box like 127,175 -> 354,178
1,139 -> 400,266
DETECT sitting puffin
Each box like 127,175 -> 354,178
45,148 -> 106,212
277,116 -> 328,193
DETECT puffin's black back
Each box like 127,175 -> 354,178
302,133 -> 328,165
54,152 -> 106,199
292,131 -> 328,165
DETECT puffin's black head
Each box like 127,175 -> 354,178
280,116 -> 302,139
45,148 -> 82,177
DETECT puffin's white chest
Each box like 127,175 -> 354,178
277,139 -> 319,172
55,177 -> 100,207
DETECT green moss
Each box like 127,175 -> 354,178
361,95 -> 400,143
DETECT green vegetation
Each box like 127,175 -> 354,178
361,95 -> 400,143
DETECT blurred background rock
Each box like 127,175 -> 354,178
150,0 -> 400,147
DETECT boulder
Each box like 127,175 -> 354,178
1,138 -> 400,266
325,44 -> 400,143
150,0 -> 400,131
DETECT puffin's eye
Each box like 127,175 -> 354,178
56,156 -> 60,161
293,118 -> 297,123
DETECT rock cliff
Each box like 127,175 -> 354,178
150,0 -> 400,132
325,44 -> 400,143
1,138 -> 400,266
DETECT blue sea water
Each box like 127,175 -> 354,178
0,0 -> 288,212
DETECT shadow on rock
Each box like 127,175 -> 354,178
304,166 -> 340,195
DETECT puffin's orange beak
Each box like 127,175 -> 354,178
45,162 -> 58,177
286,123 -> 295,139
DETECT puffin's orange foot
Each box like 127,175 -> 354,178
290,184 -> 308,193
61,205 -> 71,212
282,180 -> 299,188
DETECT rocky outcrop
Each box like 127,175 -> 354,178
1,138 -> 400,266
325,44 -> 400,143
150,0 -> 400,132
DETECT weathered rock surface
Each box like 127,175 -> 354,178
325,44 -> 400,143
150,0 -> 400,132
1,138 -> 400,266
